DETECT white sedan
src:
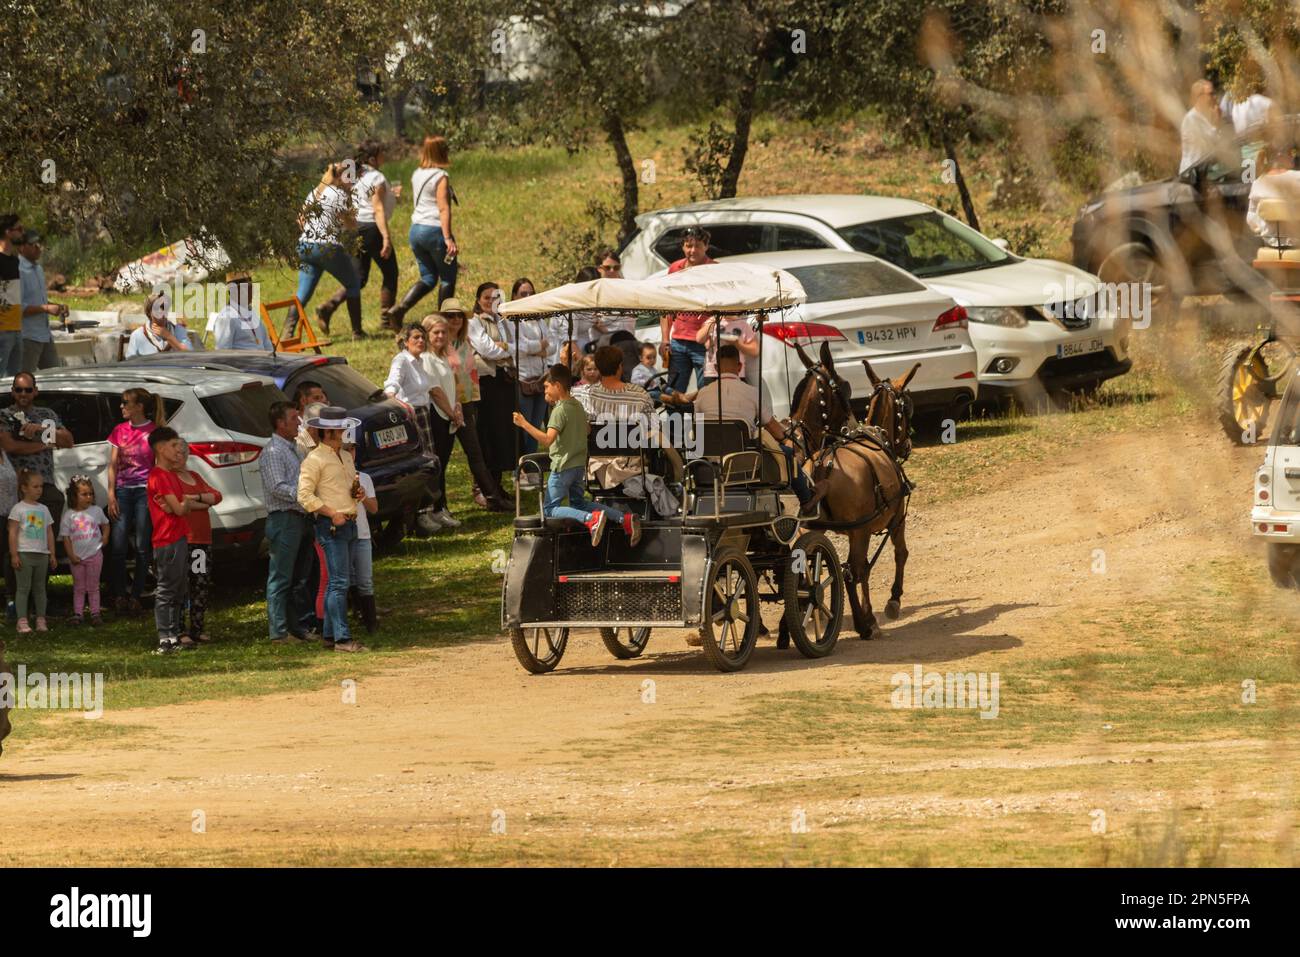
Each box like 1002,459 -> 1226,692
641,249 -> 980,419
619,194 -> 1133,403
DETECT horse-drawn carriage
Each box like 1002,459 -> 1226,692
498,262 -> 918,673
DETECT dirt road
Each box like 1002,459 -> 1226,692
3,415 -> 1296,865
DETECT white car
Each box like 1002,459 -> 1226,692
638,249 -> 979,419
620,194 -> 1133,402
29,366 -> 284,558
1252,368 -> 1300,588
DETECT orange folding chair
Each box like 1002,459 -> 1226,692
259,297 -> 332,354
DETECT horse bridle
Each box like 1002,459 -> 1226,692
865,380 -> 914,461
785,363 -> 851,459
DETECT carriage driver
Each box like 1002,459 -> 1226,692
692,344 -> 823,517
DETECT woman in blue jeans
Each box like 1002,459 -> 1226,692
295,164 -> 364,332
106,388 -> 162,615
384,135 -> 459,328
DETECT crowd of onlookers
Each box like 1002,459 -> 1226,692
0,130 -> 799,655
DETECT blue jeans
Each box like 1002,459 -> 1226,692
780,445 -> 815,505
296,242 -> 361,308
265,510 -> 314,639
668,338 -> 706,394
350,536 -> 374,597
110,484 -> 153,600
408,224 -> 458,302
544,466 -> 626,525
0,331 -> 22,377
518,391 -> 548,455
315,515 -> 356,642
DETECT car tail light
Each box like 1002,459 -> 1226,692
933,306 -> 968,331
1275,524 -> 1288,533
954,371 -> 975,379
762,322 -> 848,344
1259,489 -> 1270,502
1259,522 -> 1269,532
189,441 -> 262,467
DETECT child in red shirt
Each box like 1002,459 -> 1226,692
147,427 -> 213,653
175,440 -> 222,644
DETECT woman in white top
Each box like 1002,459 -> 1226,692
508,277 -> 551,453
382,324 -> 447,536
385,135 -> 459,328
125,291 -> 192,358
315,140 -> 401,337
294,163 -> 363,333
383,324 -> 435,456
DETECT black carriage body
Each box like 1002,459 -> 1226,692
502,520 -> 711,629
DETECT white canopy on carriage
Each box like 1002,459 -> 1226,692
499,261 -> 807,318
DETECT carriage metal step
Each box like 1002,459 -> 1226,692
556,570 -> 682,582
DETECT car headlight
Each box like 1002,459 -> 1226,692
965,307 -> 1029,328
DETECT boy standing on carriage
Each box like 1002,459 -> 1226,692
512,364 -> 642,548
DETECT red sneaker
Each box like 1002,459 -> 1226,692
586,512 -> 608,546
623,513 -> 642,547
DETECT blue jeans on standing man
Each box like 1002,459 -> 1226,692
296,242 -> 361,310
110,484 -> 153,600
315,515 -> 356,643
668,338 -> 706,395
265,510 -> 314,640
0,331 -> 22,378
543,466 -> 627,525
408,224 -> 459,304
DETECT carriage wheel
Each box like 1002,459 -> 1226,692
510,627 -> 569,674
1217,340 -> 1294,443
599,627 -> 652,659
781,532 -> 845,658
700,551 -> 760,673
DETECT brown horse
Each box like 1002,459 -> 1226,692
786,341 -> 918,639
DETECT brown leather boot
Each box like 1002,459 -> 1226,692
384,281 -> 431,331
315,288 -> 346,334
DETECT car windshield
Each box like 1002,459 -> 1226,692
287,362 -> 384,408
784,261 -> 925,303
837,212 -> 1014,279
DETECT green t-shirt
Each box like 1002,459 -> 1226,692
548,397 -> 588,474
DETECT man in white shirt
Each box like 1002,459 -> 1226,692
692,345 -> 819,514
208,272 -> 272,350
1180,79 -> 1221,175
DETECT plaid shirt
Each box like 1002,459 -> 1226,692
261,433 -> 305,514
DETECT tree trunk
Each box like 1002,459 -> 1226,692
941,131 -> 981,232
719,33 -> 768,199
603,110 -> 640,247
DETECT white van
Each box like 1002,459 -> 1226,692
1252,367 -> 1300,587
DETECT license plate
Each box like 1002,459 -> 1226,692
374,425 -> 408,449
1057,338 -> 1104,359
857,325 -> 918,345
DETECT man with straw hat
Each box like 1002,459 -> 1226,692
297,405 -> 368,652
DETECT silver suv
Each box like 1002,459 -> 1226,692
24,366 -> 286,556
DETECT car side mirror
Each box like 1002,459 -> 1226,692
991,238 -> 1010,252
